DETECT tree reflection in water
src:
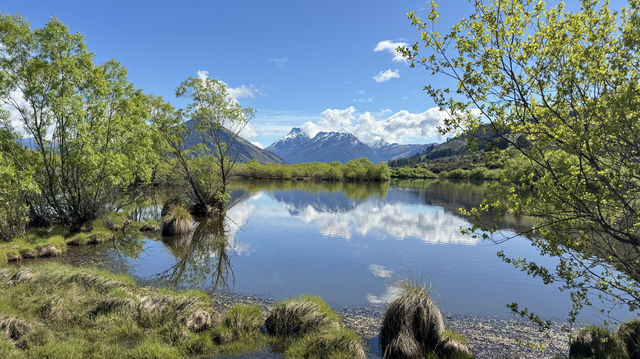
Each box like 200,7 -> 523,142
157,216 -> 234,290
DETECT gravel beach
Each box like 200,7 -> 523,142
208,291 -> 573,359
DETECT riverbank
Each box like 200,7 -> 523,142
201,289 -> 573,359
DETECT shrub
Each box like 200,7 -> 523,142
569,326 -> 626,359
213,304 -> 263,344
265,296 -> 341,338
618,319 -> 640,359
381,283 -> 471,359
161,203 -> 193,236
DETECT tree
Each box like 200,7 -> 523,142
0,15 -> 157,228
0,111 -> 39,241
175,75 -> 254,215
403,0 -> 640,324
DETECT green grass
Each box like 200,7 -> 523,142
265,295 -> 365,358
443,329 -> 468,345
285,327 -> 365,359
0,211 -> 147,263
0,263 -> 271,358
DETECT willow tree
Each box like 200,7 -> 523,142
0,15 -> 157,228
177,76 -> 254,214
403,0 -> 640,323
0,111 -> 39,241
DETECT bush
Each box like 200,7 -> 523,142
618,320 -> 640,359
213,304 -> 263,344
265,296 -> 341,338
234,158 -> 391,182
161,203 -> 193,235
569,326 -> 626,359
381,283 -> 471,359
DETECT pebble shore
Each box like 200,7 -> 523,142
208,291 -> 574,359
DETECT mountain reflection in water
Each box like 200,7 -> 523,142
59,179 -> 627,322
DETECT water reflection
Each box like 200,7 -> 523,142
158,218 -> 234,289
272,188 -> 478,245
62,179 -> 611,320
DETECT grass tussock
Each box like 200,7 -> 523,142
265,295 -> 342,338
569,325 -> 628,359
0,262 -> 272,358
381,282 -> 472,359
285,327 -> 366,359
265,296 -> 365,358
161,203 -> 193,236
618,320 -> 640,359
213,304 -> 263,344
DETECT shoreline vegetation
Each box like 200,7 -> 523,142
228,158 -> 502,182
0,262 -> 474,359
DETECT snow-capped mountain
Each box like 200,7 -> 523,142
266,128 -> 383,163
267,128 -> 434,164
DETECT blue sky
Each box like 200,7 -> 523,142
3,1 -> 478,147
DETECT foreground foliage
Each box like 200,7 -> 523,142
0,263 -> 271,358
404,0 -> 640,327
0,15 -> 157,229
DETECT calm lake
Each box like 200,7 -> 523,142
58,179 -> 630,323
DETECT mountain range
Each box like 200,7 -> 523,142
266,128 -> 433,164
182,120 -> 286,164
16,123 -> 435,165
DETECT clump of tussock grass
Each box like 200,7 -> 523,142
10,268 -> 34,283
65,232 -> 90,246
569,325 -> 626,359
103,212 -> 132,232
618,319 -> 640,359
265,296 -> 365,358
5,252 -> 19,262
38,297 -> 71,323
381,281 -> 471,359
0,263 -> 243,358
88,230 -> 116,244
265,296 -> 342,338
18,249 -> 36,259
35,244 -> 61,258
214,304 -> 263,344
285,327 -> 366,359
139,220 -> 161,233
0,316 -> 32,341
0,268 -> 11,282
161,203 -> 193,236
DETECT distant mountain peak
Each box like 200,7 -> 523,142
267,126 -> 435,164
372,139 -> 391,148
284,127 -> 309,139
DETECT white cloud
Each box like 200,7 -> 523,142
226,84 -> 257,102
196,70 -> 257,102
373,69 -> 400,83
374,40 -> 408,63
297,106 -> 450,144
250,140 -> 264,149
353,97 -> 374,103
367,285 -> 404,304
239,122 -> 258,138
356,89 -> 366,95
268,57 -> 288,69
369,264 -> 393,278
290,199 -> 479,245
1,89 -> 27,135
320,106 -> 356,128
